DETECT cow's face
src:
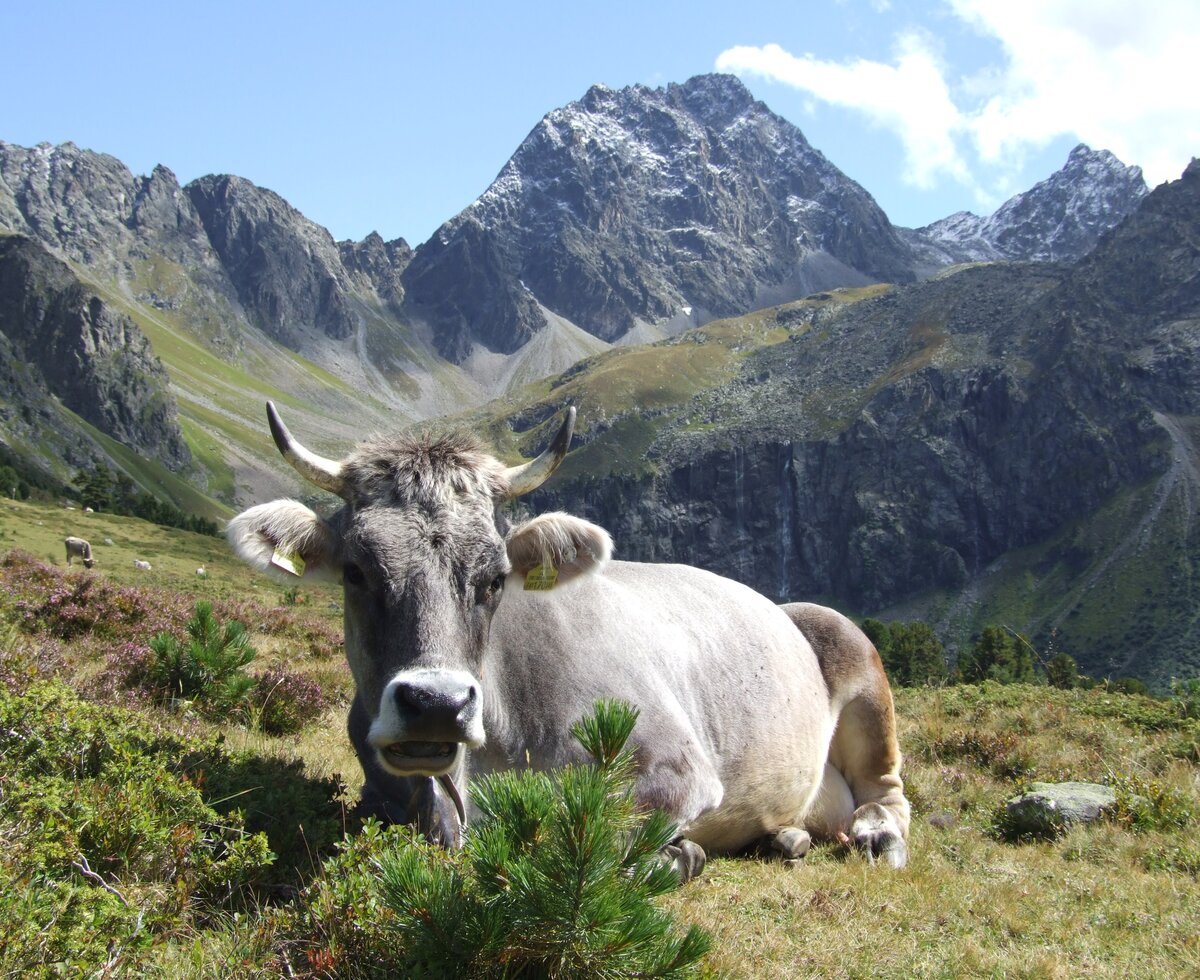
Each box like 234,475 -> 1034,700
227,404 -> 609,780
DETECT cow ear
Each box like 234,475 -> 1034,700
226,499 -> 339,581
505,512 -> 612,585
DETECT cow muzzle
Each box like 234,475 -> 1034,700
368,668 -> 485,776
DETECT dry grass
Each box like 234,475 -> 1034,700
662,684 -> 1200,978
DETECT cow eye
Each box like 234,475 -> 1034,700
483,573 -> 506,601
343,562 -> 366,587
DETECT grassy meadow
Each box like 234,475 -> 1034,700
1,499 -> 1198,978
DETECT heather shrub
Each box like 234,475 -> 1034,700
2,550 -> 188,645
0,614 -> 66,693
252,666 -> 331,735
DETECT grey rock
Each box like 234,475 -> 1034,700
1004,782 -> 1117,837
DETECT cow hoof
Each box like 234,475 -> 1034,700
768,826 -> 811,861
850,803 -> 908,869
663,838 -> 707,884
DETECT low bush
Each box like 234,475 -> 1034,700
1108,772 -> 1195,833
0,680 -> 275,974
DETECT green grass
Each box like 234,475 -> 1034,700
662,683 -> 1200,978
0,498 -> 336,610
70,416 -> 233,522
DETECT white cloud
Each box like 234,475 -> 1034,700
716,0 -> 1200,193
950,0 -> 1200,186
717,35 -> 973,189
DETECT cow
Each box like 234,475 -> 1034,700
64,536 -> 96,569
133,559 -> 152,571
227,402 -> 911,877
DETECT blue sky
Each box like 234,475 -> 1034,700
5,1 -> 1197,247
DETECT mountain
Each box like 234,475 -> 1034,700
401,74 -> 919,361
0,140 -> 484,504
468,161 -> 1200,686
907,144 -> 1148,267
0,234 -> 190,483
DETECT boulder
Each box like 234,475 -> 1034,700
1003,781 -> 1117,838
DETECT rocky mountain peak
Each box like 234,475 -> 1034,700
402,73 -> 916,361
184,173 -> 359,344
667,72 -> 759,127
914,143 -> 1148,265
983,143 -> 1147,261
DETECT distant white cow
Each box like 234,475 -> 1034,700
64,536 -> 96,569
133,559 -> 152,571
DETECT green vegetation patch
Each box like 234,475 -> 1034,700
0,678 -> 274,973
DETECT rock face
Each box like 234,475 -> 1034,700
909,145 -> 1148,266
0,235 -> 190,469
186,175 -> 358,344
402,74 -> 918,361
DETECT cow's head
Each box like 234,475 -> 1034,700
227,402 -> 609,785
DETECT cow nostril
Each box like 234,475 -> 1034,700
394,679 -> 475,717
395,682 -> 426,712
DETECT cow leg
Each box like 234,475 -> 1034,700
661,838 -> 707,884
634,737 -> 723,884
781,603 -> 911,869
829,688 -> 909,868
347,694 -> 462,847
763,826 -> 811,862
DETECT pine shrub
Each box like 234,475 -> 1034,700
376,700 -> 712,978
146,600 -> 257,719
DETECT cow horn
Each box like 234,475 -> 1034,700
266,401 -> 350,499
503,406 -> 575,498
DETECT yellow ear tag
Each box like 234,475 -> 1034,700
270,548 -> 305,577
523,561 -> 558,591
